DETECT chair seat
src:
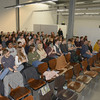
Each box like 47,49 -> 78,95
84,71 -> 98,77
0,96 -> 9,100
67,81 -> 85,92
76,75 -> 92,84
10,87 -> 31,100
90,67 -> 100,72
28,79 -> 46,90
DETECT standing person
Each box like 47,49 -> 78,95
58,28 -> 63,36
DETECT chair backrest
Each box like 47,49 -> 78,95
48,59 -> 57,70
65,68 -> 73,83
0,96 -> 9,100
54,75 -> 66,92
97,52 -> 100,60
65,53 -> 71,63
76,49 -> 81,56
39,85 -> 53,100
37,62 -> 48,75
88,57 -> 93,66
81,59 -> 88,71
73,63 -> 81,77
93,55 -> 97,62
23,95 -> 34,100
55,55 -> 67,70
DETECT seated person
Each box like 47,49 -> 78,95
68,39 -> 76,52
75,36 -> 81,48
46,41 -> 57,58
88,41 -> 93,53
60,39 -> 68,54
28,45 -> 43,67
93,40 -> 100,53
15,47 -> 27,71
79,36 -> 84,47
37,43 -> 53,62
81,40 -> 93,59
54,39 -> 63,56
1,49 -> 17,80
0,44 -> 3,70
7,42 -> 17,57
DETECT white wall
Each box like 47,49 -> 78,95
0,0 -> 16,32
74,16 -> 100,46
20,4 -> 57,31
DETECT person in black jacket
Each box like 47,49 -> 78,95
58,28 -> 63,36
88,41 -> 93,53
60,39 -> 68,54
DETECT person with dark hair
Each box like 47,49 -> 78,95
81,40 -> 92,59
7,42 -> 17,57
46,41 -> 56,58
60,39 -> 68,54
28,45 -> 43,67
88,41 -> 93,53
54,39 -> 63,56
75,36 -> 80,47
80,36 -> 84,46
0,49 -> 17,80
84,36 -> 88,41
43,38 -> 48,50
17,33 -> 26,47
58,28 -> 63,36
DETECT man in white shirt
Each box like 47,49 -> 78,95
17,33 -> 26,47
7,42 -> 17,57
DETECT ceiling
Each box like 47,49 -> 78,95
5,0 -> 100,16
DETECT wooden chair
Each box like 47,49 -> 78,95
81,59 -> 98,78
28,78 -> 46,90
65,53 -> 77,66
93,54 -> 100,67
88,56 -> 100,72
0,95 -> 9,100
48,58 -> 68,76
10,87 -> 31,100
73,63 -> 92,84
54,75 -> 78,100
76,49 -> 81,56
37,62 -> 55,82
65,68 -> 85,93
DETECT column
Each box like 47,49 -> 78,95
67,0 -> 76,39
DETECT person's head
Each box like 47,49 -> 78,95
8,42 -> 13,48
3,49 -> 10,58
59,28 -> 61,31
97,40 -> 100,45
55,39 -> 59,45
88,41 -> 91,46
80,36 -> 83,41
43,38 -> 46,43
37,43 -> 43,51
62,39 -> 66,44
84,40 -> 88,45
0,44 -> 2,50
76,36 -> 79,41
5,37 -> 8,41
48,41 -> 53,47
20,33 -> 24,39
2,36 -> 5,41
17,41 -> 22,47
36,39 -> 40,44
68,39 -> 72,44
17,47 -> 26,61
84,36 -> 88,40
29,45 -> 35,53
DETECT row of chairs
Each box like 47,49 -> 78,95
1,52 -> 100,100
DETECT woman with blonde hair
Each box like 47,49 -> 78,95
15,47 -> 27,71
37,43 -> 53,62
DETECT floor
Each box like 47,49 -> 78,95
31,75 -> 100,100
